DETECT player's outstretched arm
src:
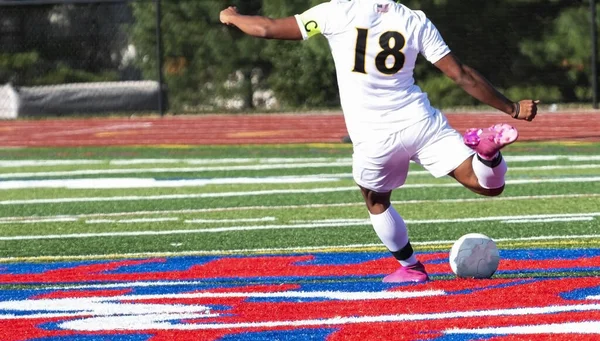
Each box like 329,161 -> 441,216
220,6 -> 302,40
434,53 -> 539,122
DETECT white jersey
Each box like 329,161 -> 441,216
295,0 -> 451,143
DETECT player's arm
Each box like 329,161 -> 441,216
220,6 -> 302,40
434,53 -> 539,121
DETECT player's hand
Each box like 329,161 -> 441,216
220,6 -> 239,26
513,100 -> 540,122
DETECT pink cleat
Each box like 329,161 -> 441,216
463,123 -> 519,160
383,261 -> 429,283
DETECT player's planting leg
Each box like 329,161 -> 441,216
360,187 -> 429,283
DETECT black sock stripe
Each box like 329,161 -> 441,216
390,241 -> 414,261
477,152 -> 504,168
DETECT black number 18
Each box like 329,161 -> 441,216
353,28 -> 406,75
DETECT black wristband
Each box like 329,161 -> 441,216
512,102 -> 520,119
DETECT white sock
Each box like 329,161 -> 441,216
472,154 -> 508,189
369,206 -> 418,267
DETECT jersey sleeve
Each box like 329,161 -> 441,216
416,11 -> 451,64
294,2 -> 332,40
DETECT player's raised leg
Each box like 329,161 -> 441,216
359,187 -> 429,283
449,123 -> 518,196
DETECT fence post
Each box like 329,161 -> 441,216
155,0 -> 166,116
592,0 -> 598,109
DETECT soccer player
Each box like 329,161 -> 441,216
220,1 -> 538,283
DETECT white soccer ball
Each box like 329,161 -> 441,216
449,233 -> 500,279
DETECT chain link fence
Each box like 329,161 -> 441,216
0,0 -> 159,118
0,0 -> 598,119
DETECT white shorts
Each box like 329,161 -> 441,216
352,110 -> 475,192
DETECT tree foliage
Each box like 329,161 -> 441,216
261,0 -> 339,108
131,0 -> 267,112
0,3 -> 128,86
0,0 -> 596,111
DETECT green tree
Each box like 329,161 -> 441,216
261,0 -> 339,109
406,0 -> 577,106
131,0 -> 266,112
520,3 -> 599,102
0,3 -> 127,86
0,52 -> 40,85
261,0 -> 584,109
128,0 -> 594,112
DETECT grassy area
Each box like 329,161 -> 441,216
0,141 -> 598,260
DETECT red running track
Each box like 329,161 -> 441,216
0,112 -> 598,147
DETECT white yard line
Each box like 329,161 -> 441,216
506,176 -> 600,184
405,213 -> 599,225
510,164 -> 600,171
0,175 -> 346,190
185,217 -> 276,223
86,218 -> 179,224
83,217 -> 277,224
2,163 -> 600,190
110,158 -> 351,165
0,193 -> 597,222
0,212 -> 597,241
507,155 -> 600,162
86,220 -> 116,224
502,217 -> 595,224
110,158 -> 253,165
0,160 -> 103,167
0,218 -> 79,225
0,157 -> 353,168
0,162 -> 353,179
1,161 -> 600,179
2,176 -> 600,205
1,154 -> 599,168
